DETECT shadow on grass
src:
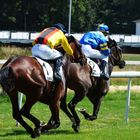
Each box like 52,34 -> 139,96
0,129 -> 76,137
0,130 -> 27,137
42,129 -> 77,135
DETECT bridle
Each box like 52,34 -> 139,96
108,40 -> 125,67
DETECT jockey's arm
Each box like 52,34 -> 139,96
61,33 -> 73,56
99,43 -> 110,56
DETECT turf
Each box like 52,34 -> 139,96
0,90 -> 140,140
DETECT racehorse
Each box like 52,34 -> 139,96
59,38 -> 126,132
78,39 -> 126,121
0,36 -> 85,138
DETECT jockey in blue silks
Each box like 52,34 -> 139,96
80,24 -> 110,80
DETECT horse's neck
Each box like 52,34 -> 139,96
108,59 -> 114,76
62,54 -> 71,69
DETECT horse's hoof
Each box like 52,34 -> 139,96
86,115 -> 97,121
72,124 -> 80,133
34,128 -> 41,136
31,132 -> 40,138
43,129 -> 49,134
40,126 -> 49,133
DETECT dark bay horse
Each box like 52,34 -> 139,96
78,39 -> 126,121
0,36 -> 85,138
60,39 -> 125,132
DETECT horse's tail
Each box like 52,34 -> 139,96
0,66 -> 16,93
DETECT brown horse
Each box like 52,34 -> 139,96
60,38 -> 125,132
0,36 -> 85,138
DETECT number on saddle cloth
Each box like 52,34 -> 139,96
35,57 -> 63,82
87,58 -> 100,77
35,57 -> 54,81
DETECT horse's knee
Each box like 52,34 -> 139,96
68,102 -> 75,110
12,112 -> 19,120
20,108 -> 29,117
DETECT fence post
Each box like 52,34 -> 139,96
16,93 -> 23,126
125,78 -> 132,123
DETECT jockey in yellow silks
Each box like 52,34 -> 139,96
32,23 -> 73,81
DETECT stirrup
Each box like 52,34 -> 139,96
54,72 -> 62,81
100,72 -> 109,80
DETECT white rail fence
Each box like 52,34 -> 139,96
111,71 -> 140,123
0,60 -> 140,124
1,31 -> 140,43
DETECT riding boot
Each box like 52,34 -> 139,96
54,58 -> 62,82
100,60 -> 109,80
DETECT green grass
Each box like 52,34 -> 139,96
123,53 -> 140,61
0,90 -> 140,140
0,46 -> 31,59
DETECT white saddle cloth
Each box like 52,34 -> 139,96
35,57 -> 54,81
87,58 -> 100,77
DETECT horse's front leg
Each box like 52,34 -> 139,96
80,94 -> 104,121
41,81 -> 65,132
92,96 -> 103,120
68,90 -> 87,132
60,90 -> 76,127
41,102 -> 60,133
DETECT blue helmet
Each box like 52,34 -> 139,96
97,24 -> 109,34
53,23 -> 67,34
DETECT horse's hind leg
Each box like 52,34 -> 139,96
9,92 -> 36,137
20,91 -> 44,137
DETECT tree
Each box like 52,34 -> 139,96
0,0 -> 139,34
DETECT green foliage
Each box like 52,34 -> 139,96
0,0 -> 139,33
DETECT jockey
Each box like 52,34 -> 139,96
79,24 -> 110,80
31,23 -> 74,81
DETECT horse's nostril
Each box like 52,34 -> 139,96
119,60 -> 126,69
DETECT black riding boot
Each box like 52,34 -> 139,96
54,58 -> 62,81
100,60 -> 109,80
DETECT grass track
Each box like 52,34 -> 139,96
0,90 -> 140,140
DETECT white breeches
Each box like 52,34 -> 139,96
31,44 -> 63,60
81,44 -> 108,62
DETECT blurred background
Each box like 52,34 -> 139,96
0,0 -> 140,33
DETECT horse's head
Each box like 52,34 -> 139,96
67,35 -> 86,65
108,38 -> 125,69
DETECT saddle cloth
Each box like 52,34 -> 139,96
35,57 -> 62,82
87,58 -> 100,77
35,57 -> 53,81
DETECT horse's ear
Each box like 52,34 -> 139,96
67,35 -> 75,43
107,38 -> 117,48
67,35 -> 82,48
69,35 -> 75,41
113,39 -> 117,46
